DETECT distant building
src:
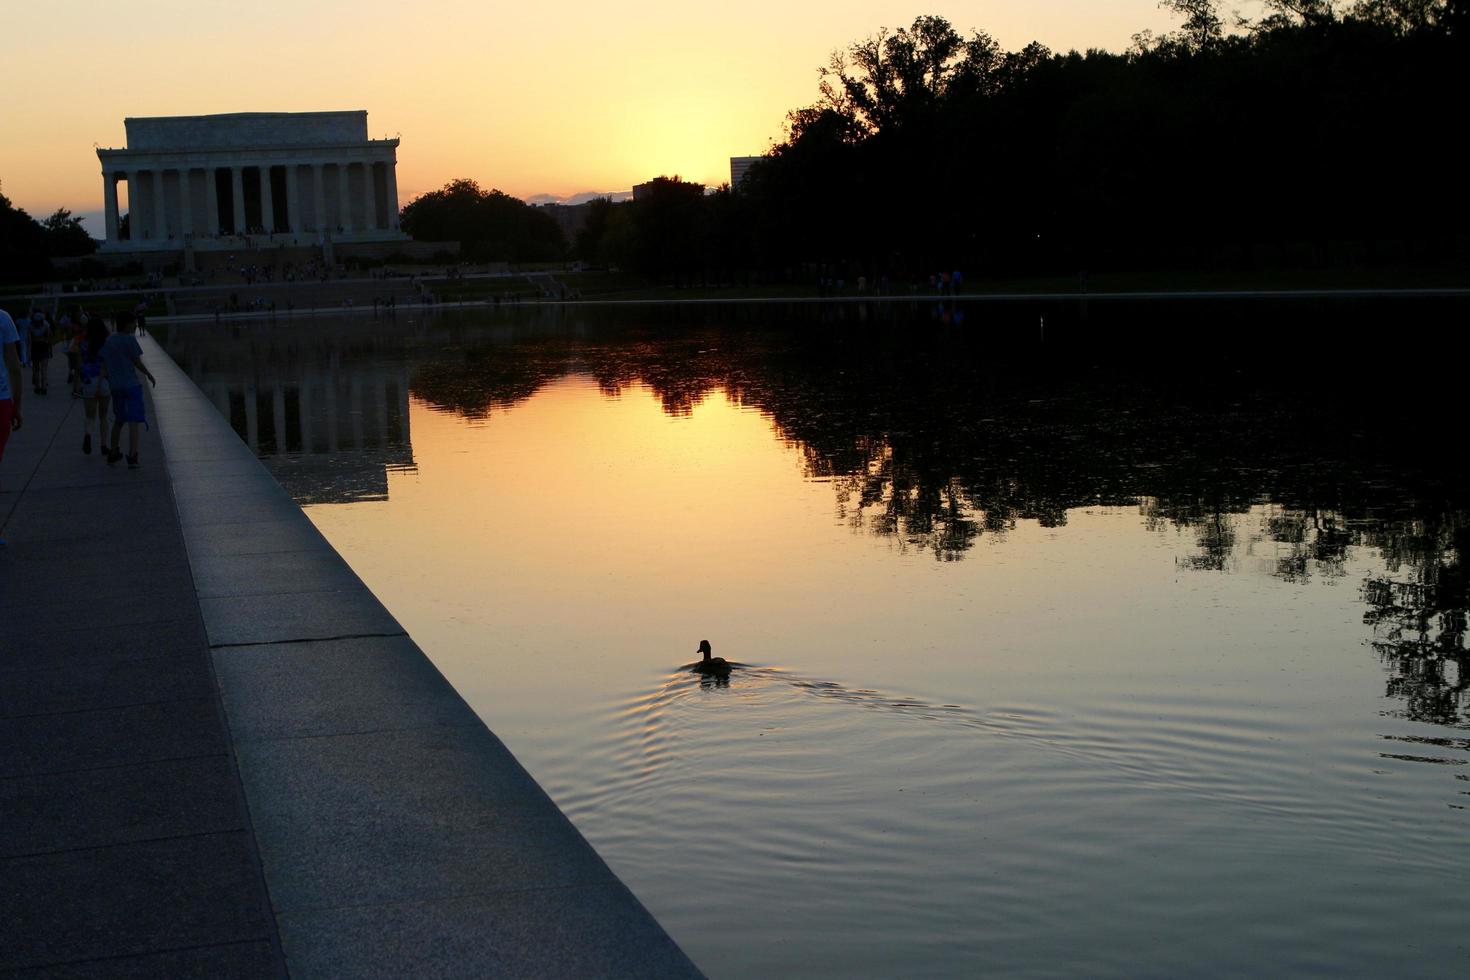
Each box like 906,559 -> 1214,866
632,180 -> 656,202
539,202 -> 592,242
96,110 -> 407,253
730,156 -> 763,191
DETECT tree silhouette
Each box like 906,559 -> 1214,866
0,189 -> 52,282
1159,0 -> 1225,49
573,10 -> 1467,283
816,16 -> 987,136
41,208 -> 97,257
1363,521 -> 1469,727
401,179 -> 565,262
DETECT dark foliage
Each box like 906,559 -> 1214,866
1,193 -> 56,283
41,208 -> 99,258
577,6 -> 1468,281
401,178 -> 566,263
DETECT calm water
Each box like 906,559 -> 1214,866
162,303 -> 1469,978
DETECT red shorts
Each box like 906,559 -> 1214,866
0,398 -> 12,462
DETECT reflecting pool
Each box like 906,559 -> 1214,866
161,301 -> 1470,978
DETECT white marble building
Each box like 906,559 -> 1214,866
96,111 -> 407,251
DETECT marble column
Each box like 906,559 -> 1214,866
286,164 -> 301,235
179,169 -> 193,240
206,166 -> 221,237
125,171 -> 140,239
337,162 -> 353,232
385,159 -> 400,230
313,163 -> 326,233
231,165 -> 246,235
261,166 -> 276,233
102,172 -> 119,243
361,163 -> 377,230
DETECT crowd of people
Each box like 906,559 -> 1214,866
0,303 -> 158,532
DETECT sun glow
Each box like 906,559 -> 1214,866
0,1 -> 1179,226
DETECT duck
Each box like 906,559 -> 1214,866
688,639 -> 735,676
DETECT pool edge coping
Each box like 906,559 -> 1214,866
142,334 -> 705,979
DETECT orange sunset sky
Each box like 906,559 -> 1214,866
1,2 -> 1183,233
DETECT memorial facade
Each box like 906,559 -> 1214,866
96,110 -> 407,251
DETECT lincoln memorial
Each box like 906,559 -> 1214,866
96,110 -> 408,254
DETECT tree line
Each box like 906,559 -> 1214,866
399,179 -> 564,263
5,4 -> 1466,286
1,193 -> 97,283
404,3 -> 1467,284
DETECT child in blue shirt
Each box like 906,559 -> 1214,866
100,311 -> 156,469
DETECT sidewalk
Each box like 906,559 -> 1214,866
0,356 -> 286,975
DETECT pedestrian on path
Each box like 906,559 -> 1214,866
28,310 -> 52,395
79,315 -> 111,456
62,307 -> 85,398
100,311 -> 155,470
0,309 -> 23,513
6,306 -> 30,366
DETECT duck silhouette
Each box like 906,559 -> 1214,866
685,640 -> 739,678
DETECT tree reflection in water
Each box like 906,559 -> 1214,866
1364,519 -> 1469,729
406,310 -> 1469,729
155,301 -> 1470,739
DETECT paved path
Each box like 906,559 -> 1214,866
1,356 -> 286,976
2,350 -> 702,978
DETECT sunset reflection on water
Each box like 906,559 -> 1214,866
163,307 -> 1470,979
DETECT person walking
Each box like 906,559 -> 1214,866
7,305 -> 30,367
62,307 -> 85,398
0,309 -> 23,503
78,315 -> 111,456
28,310 -> 52,394
100,311 -> 156,470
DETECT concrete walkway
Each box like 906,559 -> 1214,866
1,357 -> 285,975
2,350 -> 702,978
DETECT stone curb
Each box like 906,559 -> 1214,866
142,335 -> 704,979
